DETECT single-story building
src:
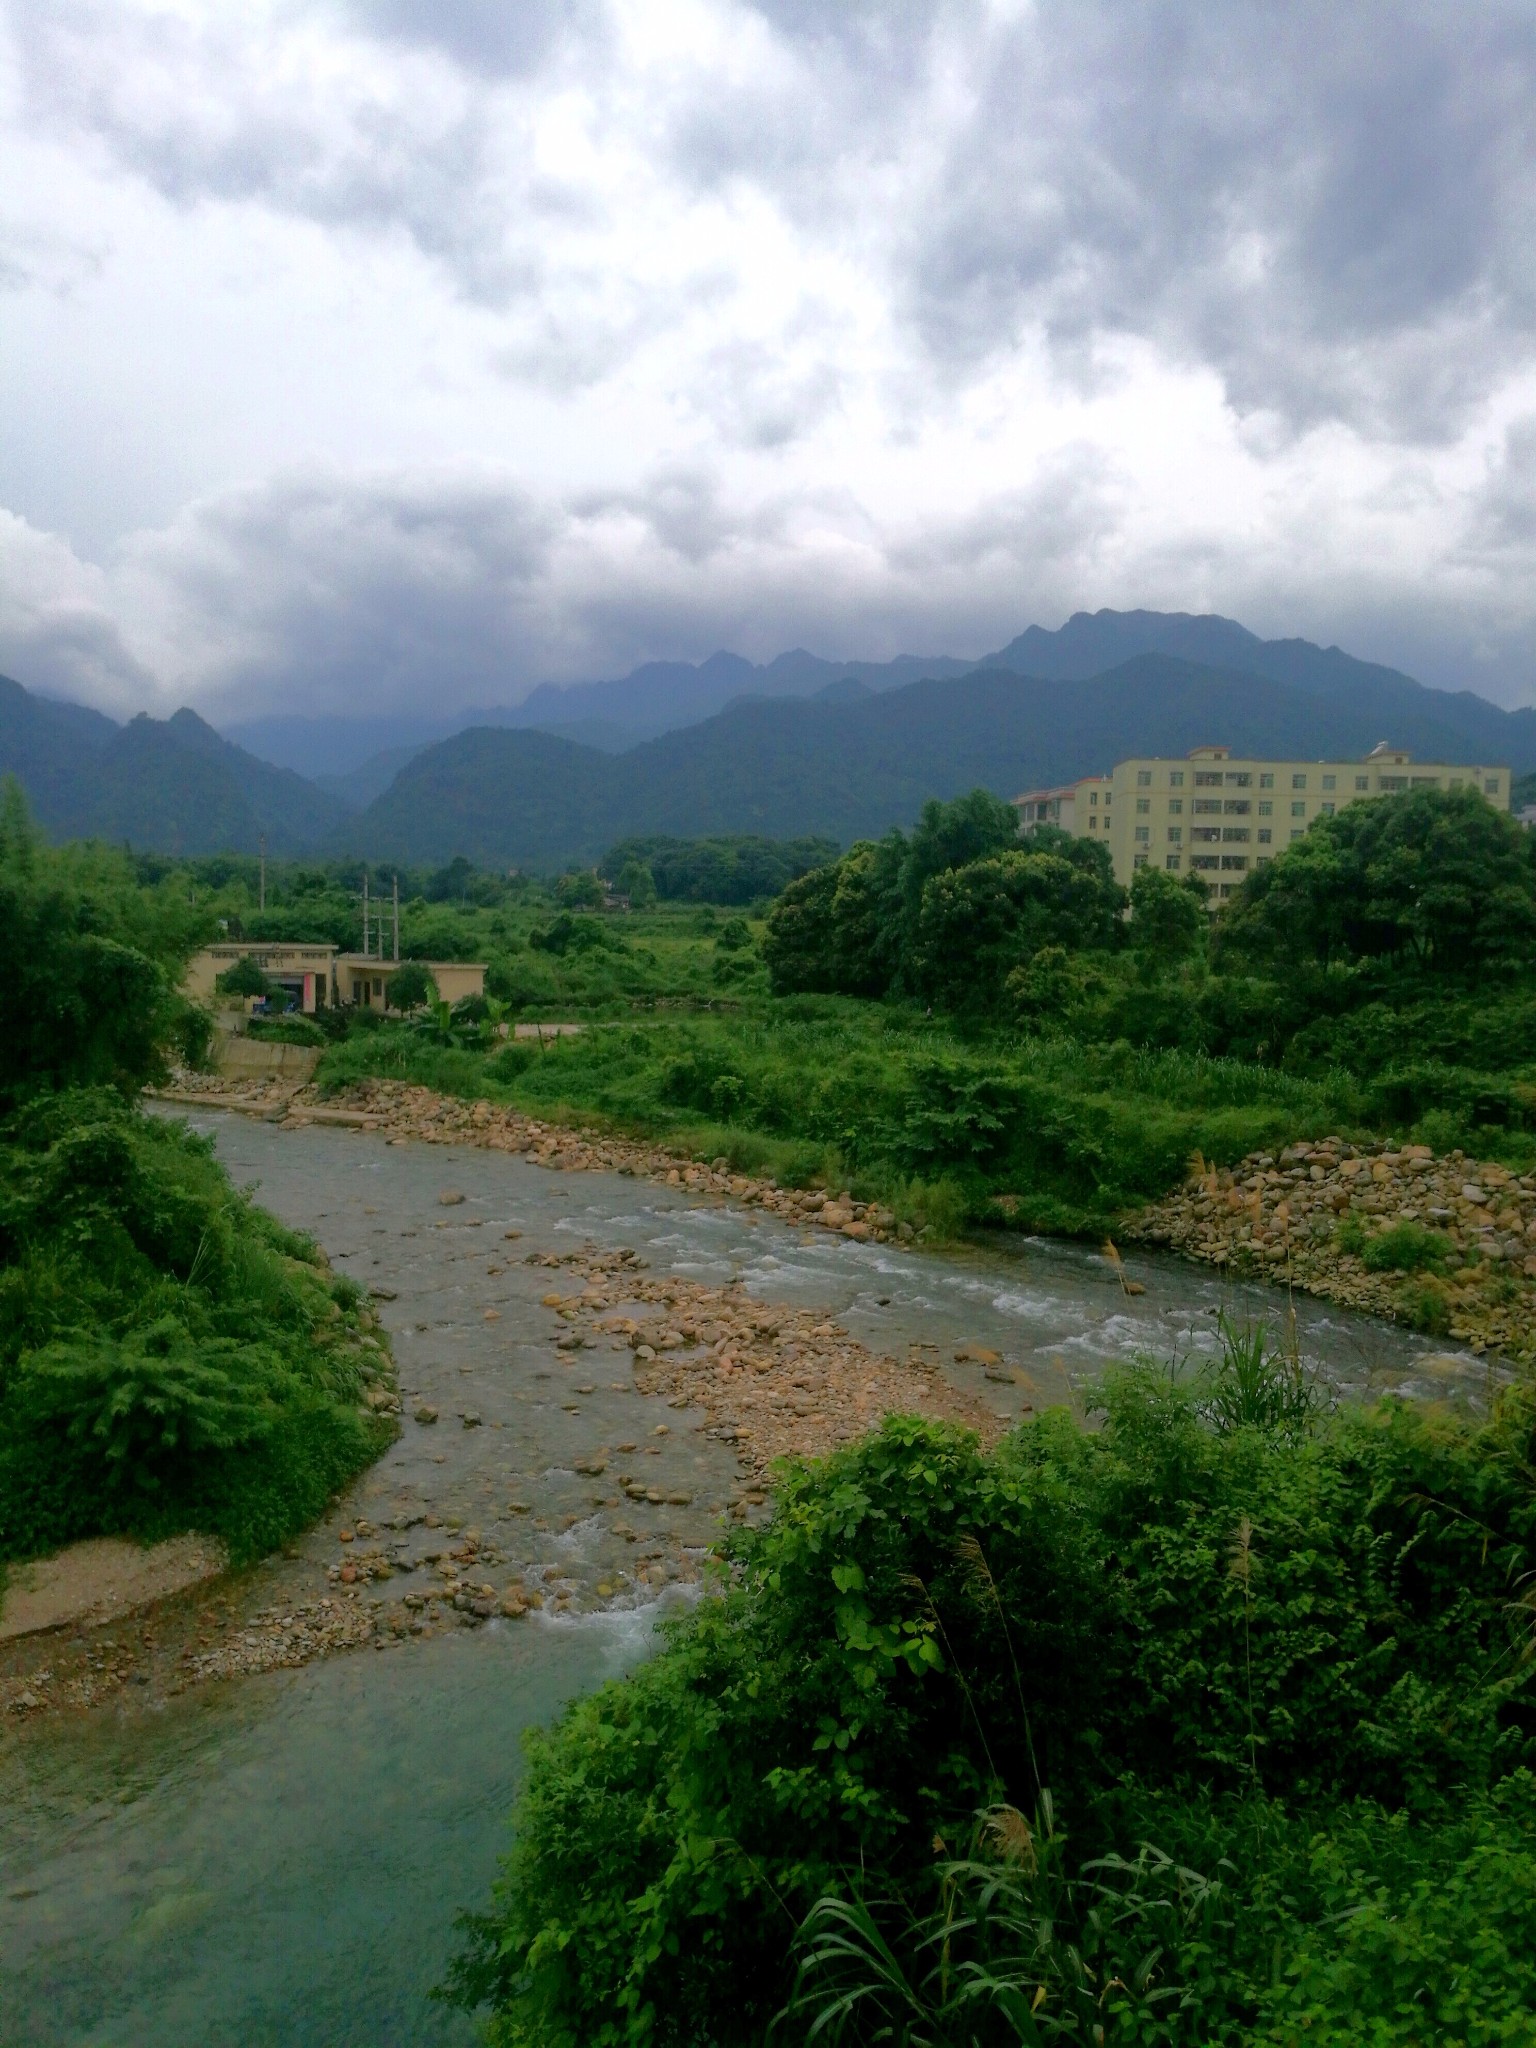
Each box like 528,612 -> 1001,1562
183,944 -> 487,1014
182,943 -> 336,1015
335,954 -> 487,1010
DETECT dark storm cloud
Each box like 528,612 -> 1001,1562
896,2 -> 1536,439
13,0 -> 1536,436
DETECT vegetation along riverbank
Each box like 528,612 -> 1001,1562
0,789 -> 395,1617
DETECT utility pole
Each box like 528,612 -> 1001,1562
362,870 -> 369,959
259,836 -> 266,912
392,873 -> 400,962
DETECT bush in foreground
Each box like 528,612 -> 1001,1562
449,1356 -> 1536,2046
0,1092 -> 393,1564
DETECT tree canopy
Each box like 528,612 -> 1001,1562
0,781 -> 176,1106
1218,787 -> 1536,973
763,791 -> 1125,1009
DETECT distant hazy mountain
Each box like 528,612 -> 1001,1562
10,608 -> 1536,864
1,675 -> 340,853
342,652 -> 1536,870
222,609 -> 1536,777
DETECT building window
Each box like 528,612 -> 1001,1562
1224,799 -> 1250,814
1165,854 -> 1181,870
1412,777 -> 1439,789
1257,854 -> 1271,865
1219,883 -> 1238,898
1089,789 -> 1098,803
1290,829 -> 1304,841
1167,826 -> 1182,842
1222,827 -> 1250,842
1486,778 -> 1500,795
1104,792 -> 1111,806
1133,853 -> 1149,869
1168,770 -> 1184,786
1168,798 -> 1183,814
1136,797 -> 1150,813
1134,825 -> 1150,842
1321,801 -> 1335,816
1292,773 -> 1307,789
1322,774 -> 1336,791
1221,855 -> 1249,870
1226,771 -> 1251,787
1257,800 -> 1272,816
1378,775 -> 1407,791
1291,800 -> 1306,817
1193,798 -> 1222,814
1137,769 -> 1152,786
1355,775 -> 1368,790
1259,772 -> 1274,788
1257,828 -> 1272,844
1195,771 -> 1223,787
1192,826 -> 1221,842
1088,814 -> 1098,829
1191,855 -> 1220,870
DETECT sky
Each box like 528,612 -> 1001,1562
3,0 -> 1536,729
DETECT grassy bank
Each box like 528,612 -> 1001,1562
316,1003 -> 1373,1236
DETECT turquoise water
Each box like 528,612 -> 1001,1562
1,1610 -> 657,2046
0,1114 -> 1475,2044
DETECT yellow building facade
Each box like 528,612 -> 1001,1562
1016,743 -> 1510,901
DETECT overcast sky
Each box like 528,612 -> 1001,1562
4,0 -> 1536,726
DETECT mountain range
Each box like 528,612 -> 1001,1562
4,611 -> 1534,864
0,675 -> 335,854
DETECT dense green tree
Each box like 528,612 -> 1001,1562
214,955 -> 271,1000
898,788 -> 1022,925
385,960 -> 437,1012
911,850 -> 1123,1009
1128,863 -> 1206,970
1219,787 -> 1536,974
555,869 -> 606,909
761,862 -> 842,994
614,859 -> 657,908
0,782 -> 172,1107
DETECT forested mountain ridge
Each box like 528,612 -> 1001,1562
340,652 -> 1535,869
7,608 -> 1536,863
0,677 -> 341,853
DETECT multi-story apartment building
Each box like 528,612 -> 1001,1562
1015,742 -> 1510,901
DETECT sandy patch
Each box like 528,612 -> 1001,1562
0,1534 -> 226,1641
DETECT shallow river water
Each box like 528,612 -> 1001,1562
0,1114 -> 1482,2046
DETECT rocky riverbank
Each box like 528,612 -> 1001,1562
1125,1137 -> 1536,1364
157,1069 -> 910,1241
6,1095 -> 1007,1725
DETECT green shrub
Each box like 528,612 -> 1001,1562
0,1093 -> 391,1564
1361,1219 -> 1453,1273
450,1391 -> 1536,2045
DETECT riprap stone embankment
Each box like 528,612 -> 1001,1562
1125,1138 -> 1536,1363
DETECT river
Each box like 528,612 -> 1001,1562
0,1112 -> 1482,2046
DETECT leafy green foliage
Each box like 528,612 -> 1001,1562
451,1389 -> 1536,2045
1218,786 -> 1536,974
0,780 -> 190,1108
763,794 -> 1124,1007
214,953 -> 271,999
0,1091 -> 390,1563
1360,1218 -> 1453,1273
386,958 -> 438,1011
